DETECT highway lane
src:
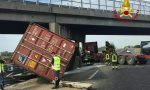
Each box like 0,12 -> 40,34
63,63 -> 150,90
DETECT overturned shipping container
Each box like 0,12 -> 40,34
11,23 -> 75,80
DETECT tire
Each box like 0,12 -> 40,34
126,56 -> 136,65
118,56 -> 126,65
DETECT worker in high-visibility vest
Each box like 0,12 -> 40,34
105,53 -> 110,65
0,57 -> 4,90
51,52 -> 61,89
111,52 -> 118,69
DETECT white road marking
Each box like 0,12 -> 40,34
64,64 -> 105,75
88,69 -> 99,80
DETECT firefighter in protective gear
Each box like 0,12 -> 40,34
51,52 -> 61,89
0,57 -> 4,90
84,52 -> 91,65
111,52 -> 118,69
84,50 -> 92,65
105,53 -> 110,65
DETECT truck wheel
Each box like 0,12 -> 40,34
118,56 -> 126,65
126,56 -> 136,65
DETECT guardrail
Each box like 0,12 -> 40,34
2,0 -> 150,15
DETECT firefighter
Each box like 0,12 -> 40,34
84,51 -> 91,65
51,52 -> 61,89
0,57 -> 4,90
111,51 -> 118,69
105,52 -> 110,65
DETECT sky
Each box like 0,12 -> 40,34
0,34 -> 23,52
86,35 -> 150,49
0,34 -> 150,52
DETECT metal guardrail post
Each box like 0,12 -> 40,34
48,0 -> 51,6
98,0 -> 100,9
149,6 -> 150,15
36,0 -> 39,5
61,0 -> 62,5
105,0 -> 107,10
22,0 -> 26,4
81,0 -> 83,8
22,0 -> 25,3
4,0 -> 150,16
71,0 -> 73,6
113,0 -> 115,10
90,0 -> 91,9
139,0 -> 142,14
144,2 -> 146,15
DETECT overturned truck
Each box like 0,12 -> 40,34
11,23 -> 75,80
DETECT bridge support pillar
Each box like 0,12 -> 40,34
49,22 -> 60,35
49,23 -> 71,39
59,25 -> 71,39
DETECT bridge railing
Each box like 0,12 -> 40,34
3,0 -> 150,15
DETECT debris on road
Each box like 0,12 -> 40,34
5,78 -> 93,90
5,78 -> 39,90
62,81 -> 93,89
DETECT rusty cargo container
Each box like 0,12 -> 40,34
11,23 -> 75,80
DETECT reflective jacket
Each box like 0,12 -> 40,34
0,63 -> 4,73
54,56 -> 60,71
105,54 -> 110,60
112,54 -> 117,62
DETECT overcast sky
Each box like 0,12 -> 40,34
0,34 -> 150,52
0,34 -> 22,52
86,35 -> 150,49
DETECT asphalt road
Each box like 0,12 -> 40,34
63,62 -> 150,90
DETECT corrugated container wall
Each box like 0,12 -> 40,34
11,23 -> 75,80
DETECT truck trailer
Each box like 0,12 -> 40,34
82,42 -> 103,64
117,41 -> 150,65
